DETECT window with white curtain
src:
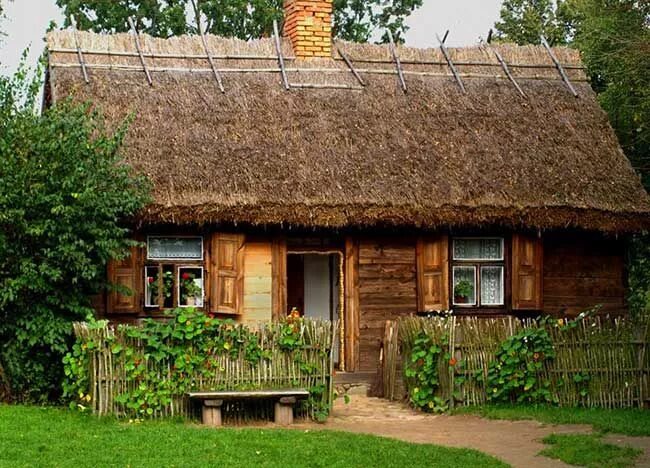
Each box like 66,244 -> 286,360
452,238 -> 505,307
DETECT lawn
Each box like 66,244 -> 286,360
540,434 -> 642,468
0,405 -> 507,468
457,405 -> 650,436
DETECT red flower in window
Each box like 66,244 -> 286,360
181,272 -> 191,280
147,277 -> 155,284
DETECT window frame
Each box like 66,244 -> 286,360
143,235 -> 206,311
177,265 -> 205,309
450,236 -> 509,312
146,235 -> 204,261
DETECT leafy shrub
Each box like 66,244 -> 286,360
485,326 -> 556,404
404,331 -> 448,412
0,63 -> 150,402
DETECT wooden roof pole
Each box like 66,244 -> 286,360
437,31 -> 466,94
127,17 -> 153,86
190,0 -> 225,93
541,35 -> 578,98
386,29 -> 407,92
490,47 -> 526,98
70,17 -> 89,84
336,47 -> 365,87
272,19 -> 290,91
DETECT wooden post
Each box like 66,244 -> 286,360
274,397 -> 295,425
540,35 -> 578,98
190,0 -> 225,93
272,20 -> 290,91
437,32 -> 466,94
344,237 -> 360,372
70,18 -> 89,84
202,399 -> 223,426
337,47 -> 365,87
127,17 -> 153,86
490,46 -> 526,98
387,29 -> 407,92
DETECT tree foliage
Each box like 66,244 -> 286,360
496,0 -> 650,316
494,0 -> 575,45
56,0 -> 422,43
0,63 -> 150,402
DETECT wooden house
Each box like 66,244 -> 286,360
45,0 -> 650,375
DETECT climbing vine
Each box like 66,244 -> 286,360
485,325 -> 556,404
62,309 -> 332,420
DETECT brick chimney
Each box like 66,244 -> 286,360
283,0 -> 333,59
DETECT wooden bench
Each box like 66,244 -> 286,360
188,389 -> 310,426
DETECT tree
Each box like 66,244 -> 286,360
55,0 -> 423,43
494,0 -> 574,45
0,63 -> 150,402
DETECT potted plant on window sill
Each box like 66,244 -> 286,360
454,280 -> 473,304
181,272 -> 202,306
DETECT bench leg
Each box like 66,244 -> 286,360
202,400 -> 223,427
274,397 -> 296,425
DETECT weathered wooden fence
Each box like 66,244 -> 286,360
383,316 -> 650,408
73,319 -> 335,421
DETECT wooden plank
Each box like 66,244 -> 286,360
541,35 -> 578,97
386,29 -> 407,92
127,17 -> 153,86
272,19 -> 290,91
70,18 -> 89,84
490,46 -> 526,98
289,83 -> 364,90
189,389 -> 310,399
190,0 -> 225,93
336,47 -> 366,86
437,32 -> 466,93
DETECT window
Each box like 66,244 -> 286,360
145,236 -> 204,309
452,238 -> 505,307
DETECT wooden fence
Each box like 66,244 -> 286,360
383,315 -> 650,408
73,319 -> 335,421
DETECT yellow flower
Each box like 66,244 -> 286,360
557,319 -> 564,326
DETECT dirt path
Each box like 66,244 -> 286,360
296,395 -> 646,468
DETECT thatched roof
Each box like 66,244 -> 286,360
46,30 -> 650,233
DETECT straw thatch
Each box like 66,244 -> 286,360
45,30 -> 650,233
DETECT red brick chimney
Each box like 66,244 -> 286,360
283,0 -> 333,59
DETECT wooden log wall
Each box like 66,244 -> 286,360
543,232 -> 626,316
358,238 -> 418,372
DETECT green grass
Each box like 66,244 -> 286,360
540,433 -> 642,468
457,405 -> 650,436
0,405 -> 508,468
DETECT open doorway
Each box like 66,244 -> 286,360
287,253 -> 342,367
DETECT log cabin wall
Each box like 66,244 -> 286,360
357,237 -> 418,372
543,232 -> 626,316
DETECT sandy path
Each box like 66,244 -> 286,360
295,395 -> 646,468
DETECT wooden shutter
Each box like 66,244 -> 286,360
271,238 -> 287,320
512,233 -> 543,310
107,246 -> 140,314
211,233 -> 245,315
416,235 -> 449,312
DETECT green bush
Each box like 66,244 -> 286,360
0,62 -> 150,402
485,326 -> 556,404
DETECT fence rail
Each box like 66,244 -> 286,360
73,319 -> 335,421
383,315 -> 650,409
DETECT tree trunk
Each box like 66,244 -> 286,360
0,357 -> 12,402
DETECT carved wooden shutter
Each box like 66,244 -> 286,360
211,233 -> 245,315
107,246 -> 140,314
512,233 -> 543,310
416,235 -> 449,312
